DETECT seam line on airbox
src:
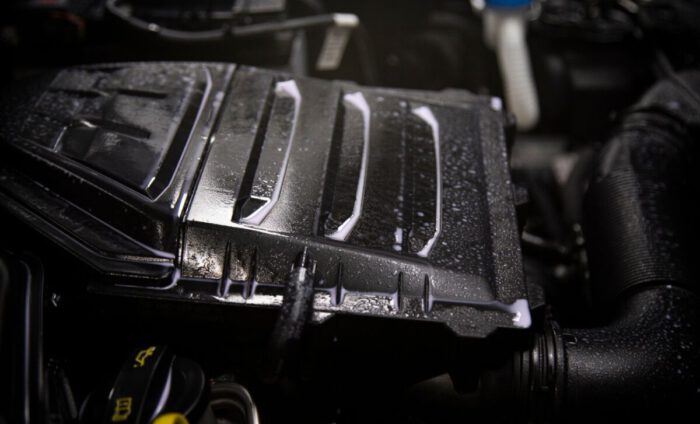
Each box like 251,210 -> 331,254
325,92 -> 371,241
412,106 -> 442,257
240,80 -> 301,225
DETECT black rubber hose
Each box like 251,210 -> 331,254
558,72 -> 700,421
506,284 -> 700,423
583,83 -> 700,304
106,0 -> 358,43
260,249 -> 315,384
561,286 -> 699,420
482,73 -> 700,422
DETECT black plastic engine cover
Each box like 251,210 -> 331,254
0,62 -> 529,337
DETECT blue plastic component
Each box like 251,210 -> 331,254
485,0 -> 531,8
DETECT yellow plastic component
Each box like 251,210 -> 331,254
133,346 -> 157,368
111,397 -> 133,422
152,413 -> 189,424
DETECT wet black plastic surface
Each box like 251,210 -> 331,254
0,63 -> 528,337
0,63 -> 232,265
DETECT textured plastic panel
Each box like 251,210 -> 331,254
0,63 -> 529,337
0,63 -> 233,276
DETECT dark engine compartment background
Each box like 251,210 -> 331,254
1,1 -> 699,423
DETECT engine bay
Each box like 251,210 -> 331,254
0,1 -> 699,423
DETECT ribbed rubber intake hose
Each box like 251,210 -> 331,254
487,72 -> 700,422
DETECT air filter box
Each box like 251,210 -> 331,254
0,62 -> 529,338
